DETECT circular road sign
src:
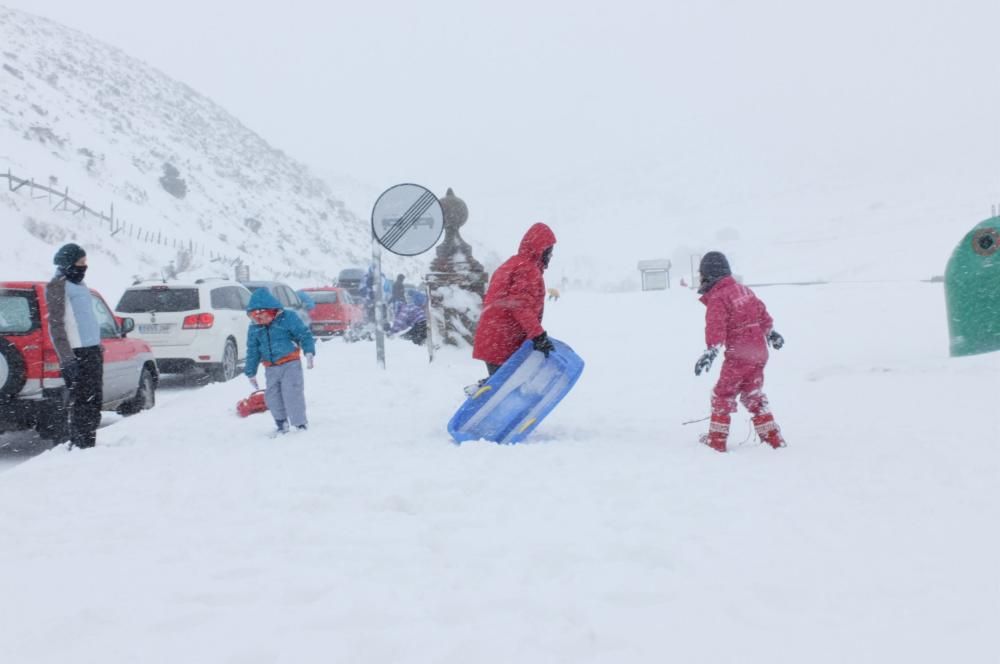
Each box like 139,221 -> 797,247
371,183 -> 445,256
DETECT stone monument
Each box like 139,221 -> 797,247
426,188 -> 488,345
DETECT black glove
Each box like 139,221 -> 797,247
767,330 -> 785,350
532,332 -> 555,357
61,359 -> 80,387
694,347 -> 718,376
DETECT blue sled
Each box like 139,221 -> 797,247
448,337 -> 585,444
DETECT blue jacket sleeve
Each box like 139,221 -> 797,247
389,304 -> 424,334
244,327 -> 261,377
287,312 -> 316,356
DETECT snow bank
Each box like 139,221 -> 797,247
0,283 -> 996,663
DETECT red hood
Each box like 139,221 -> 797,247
517,223 -> 556,264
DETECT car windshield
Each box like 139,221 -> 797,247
116,288 -> 200,313
308,291 -> 339,304
0,290 -> 37,333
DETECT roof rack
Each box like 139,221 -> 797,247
129,275 -> 231,286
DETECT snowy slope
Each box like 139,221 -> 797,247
0,283 -> 996,663
0,6 -> 372,286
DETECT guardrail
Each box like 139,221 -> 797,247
2,167 -> 239,265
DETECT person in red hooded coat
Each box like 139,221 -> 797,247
472,223 -> 557,380
693,251 -> 787,452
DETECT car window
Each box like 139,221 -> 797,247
116,287 -> 200,312
282,287 -> 301,308
211,287 -> 242,310
309,291 -> 339,304
236,287 -> 250,309
0,289 -> 38,334
230,287 -> 246,309
92,297 -> 119,339
210,288 -> 226,310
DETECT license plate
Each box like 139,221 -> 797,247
138,323 -> 173,334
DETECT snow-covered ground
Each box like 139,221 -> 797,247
0,282 -> 996,663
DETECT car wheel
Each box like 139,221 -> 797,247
211,339 -> 238,382
0,338 -> 27,398
120,366 -> 156,416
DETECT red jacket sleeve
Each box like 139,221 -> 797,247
704,294 -> 728,349
758,300 -> 774,334
506,263 -> 545,339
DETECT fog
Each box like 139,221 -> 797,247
8,0 -> 1000,275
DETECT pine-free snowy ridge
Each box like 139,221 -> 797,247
1,6 -> 372,287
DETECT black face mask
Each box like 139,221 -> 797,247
63,264 -> 88,284
541,247 -> 553,269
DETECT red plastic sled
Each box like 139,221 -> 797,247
237,391 -> 268,418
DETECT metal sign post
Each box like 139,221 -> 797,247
372,241 -> 386,369
424,281 -> 435,363
370,183 -> 445,369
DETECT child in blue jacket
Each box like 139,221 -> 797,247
245,289 -> 316,432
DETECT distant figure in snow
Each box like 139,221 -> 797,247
390,274 -> 406,306
693,251 -> 786,452
244,288 -> 316,434
547,287 -> 560,302
387,293 -> 428,345
389,274 -> 406,317
468,223 -> 556,393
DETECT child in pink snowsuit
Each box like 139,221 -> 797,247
694,252 -> 786,452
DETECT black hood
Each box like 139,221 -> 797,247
698,251 -> 731,294
53,243 -> 86,269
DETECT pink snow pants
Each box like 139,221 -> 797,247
712,359 -> 770,417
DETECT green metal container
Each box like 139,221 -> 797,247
945,216 -> 1000,356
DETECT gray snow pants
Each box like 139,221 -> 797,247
264,360 -> 307,427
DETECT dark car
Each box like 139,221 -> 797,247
337,268 -> 367,300
239,281 -> 312,327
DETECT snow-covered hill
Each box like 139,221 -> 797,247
0,283 -> 996,663
0,6 -> 372,289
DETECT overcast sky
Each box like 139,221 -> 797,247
6,0 -> 1000,271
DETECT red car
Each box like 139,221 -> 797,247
0,281 -> 158,440
301,287 -> 364,340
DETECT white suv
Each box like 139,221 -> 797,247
114,278 -> 251,382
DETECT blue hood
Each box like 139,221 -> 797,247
246,288 -> 282,311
